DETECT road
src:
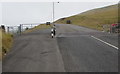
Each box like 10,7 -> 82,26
56,24 -> 118,72
3,29 -> 65,72
3,24 -> 118,72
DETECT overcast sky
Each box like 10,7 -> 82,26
0,0 -> 119,26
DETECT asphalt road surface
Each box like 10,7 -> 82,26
3,24 -> 118,72
56,24 -> 118,72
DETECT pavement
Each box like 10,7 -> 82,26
2,29 -> 65,72
2,24 -> 118,72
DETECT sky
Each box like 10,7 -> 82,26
0,0 -> 119,26
1,0 -> 119,2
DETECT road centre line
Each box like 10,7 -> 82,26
91,36 -> 118,50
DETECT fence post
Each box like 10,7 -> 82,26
19,24 -> 22,35
31,24 -> 32,28
7,27 -> 9,33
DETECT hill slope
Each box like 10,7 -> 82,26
55,4 -> 118,30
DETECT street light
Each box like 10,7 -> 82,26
53,2 -> 55,27
52,2 -> 59,27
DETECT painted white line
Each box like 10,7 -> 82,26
91,36 -> 118,50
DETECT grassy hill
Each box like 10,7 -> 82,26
55,4 -> 118,31
23,24 -> 52,33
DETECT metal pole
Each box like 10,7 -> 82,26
7,27 -> 9,33
20,24 -> 22,35
53,2 -> 55,26
31,24 -> 32,28
22,24 -> 23,32
52,2 -> 59,26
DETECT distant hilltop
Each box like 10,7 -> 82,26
55,4 -> 118,30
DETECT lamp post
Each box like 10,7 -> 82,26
52,2 -> 55,27
52,2 -> 59,27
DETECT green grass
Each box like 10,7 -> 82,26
55,4 -> 118,31
0,30 -> 2,60
23,24 -> 52,33
0,29 -> 13,60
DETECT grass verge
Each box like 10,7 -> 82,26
0,29 -> 13,60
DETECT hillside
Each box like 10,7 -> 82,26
55,4 -> 118,31
23,24 -> 51,33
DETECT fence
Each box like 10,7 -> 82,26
1,23 -> 41,35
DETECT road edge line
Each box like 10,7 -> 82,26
91,36 -> 118,50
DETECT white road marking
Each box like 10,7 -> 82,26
91,36 -> 118,50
